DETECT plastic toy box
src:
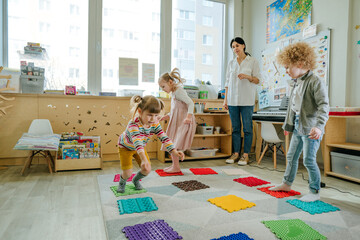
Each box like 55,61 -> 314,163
330,150 -> 360,179
20,75 -> 44,94
196,125 -> 214,135
185,148 -> 218,157
185,89 -> 199,99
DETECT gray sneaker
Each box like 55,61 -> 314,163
238,155 -> 249,166
226,154 -> 239,164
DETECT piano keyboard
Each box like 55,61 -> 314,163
252,111 -> 286,122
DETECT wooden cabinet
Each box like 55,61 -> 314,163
157,112 -> 232,163
323,115 -> 360,183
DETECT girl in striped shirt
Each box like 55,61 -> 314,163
117,95 -> 185,193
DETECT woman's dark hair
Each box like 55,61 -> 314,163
230,37 -> 251,56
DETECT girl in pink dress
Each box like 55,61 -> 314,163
158,68 -> 196,173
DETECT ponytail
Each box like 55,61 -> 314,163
130,95 -> 164,120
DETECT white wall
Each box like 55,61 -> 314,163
240,0 -> 360,159
243,0 -> 360,108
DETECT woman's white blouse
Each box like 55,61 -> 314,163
225,56 -> 261,106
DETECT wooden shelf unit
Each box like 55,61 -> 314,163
55,156 -> 103,172
54,136 -> 103,172
157,112 -> 232,163
323,115 -> 360,183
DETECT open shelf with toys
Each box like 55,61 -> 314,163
55,132 -> 102,172
157,110 -> 232,163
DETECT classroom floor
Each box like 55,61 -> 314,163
0,154 -> 359,240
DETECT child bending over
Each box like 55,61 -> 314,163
117,95 -> 185,193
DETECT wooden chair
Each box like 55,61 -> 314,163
257,121 -> 286,169
15,119 -> 60,175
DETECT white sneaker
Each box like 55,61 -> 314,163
237,155 -> 249,166
226,154 -> 239,164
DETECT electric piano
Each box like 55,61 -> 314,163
253,97 -> 288,122
252,110 -> 286,122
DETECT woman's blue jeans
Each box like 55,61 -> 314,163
228,105 -> 254,154
282,117 -> 322,193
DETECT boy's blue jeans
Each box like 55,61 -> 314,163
282,117 -> 321,193
228,105 -> 254,154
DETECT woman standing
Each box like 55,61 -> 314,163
223,37 -> 261,165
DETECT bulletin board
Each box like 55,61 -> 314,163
259,29 -> 331,109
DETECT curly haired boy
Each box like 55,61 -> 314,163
269,42 -> 329,202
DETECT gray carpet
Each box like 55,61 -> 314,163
97,166 -> 360,240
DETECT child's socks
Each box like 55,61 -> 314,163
299,192 -> 320,202
132,171 -> 146,190
117,176 -> 127,193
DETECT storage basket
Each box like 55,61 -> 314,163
20,75 -> 45,94
185,148 -> 218,157
185,89 -> 199,99
118,89 -> 145,97
196,125 -> 214,135
330,150 -> 360,179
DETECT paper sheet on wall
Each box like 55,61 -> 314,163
259,30 -> 330,108
142,63 -> 155,83
119,58 -> 138,85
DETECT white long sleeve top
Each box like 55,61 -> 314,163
225,56 -> 261,106
172,87 -> 194,114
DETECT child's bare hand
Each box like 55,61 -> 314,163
284,130 -> 289,136
309,127 -> 322,140
173,150 -> 185,161
160,115 -> 170,121
183,117 -> 192,124
223,102 -> 228,110
140,161 -> 151,173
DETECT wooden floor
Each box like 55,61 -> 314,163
1,155 -> 359,240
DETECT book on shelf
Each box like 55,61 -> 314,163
44,90 -> 64,94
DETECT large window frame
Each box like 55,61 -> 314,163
1,0 -> 230,93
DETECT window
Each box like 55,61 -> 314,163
152,32 -> 160,41
39,22 -> 50,33
202,54 -> 212,65
202,0 -> 213,7
39,0 -> 51,10
103,68 -> 113,78
103,28 -> 114,38
202,35 -> 213,45
70,4 -> 80,15
202,16 -> 213,26
152,12 -> 160,22
176,29 -> 195,40
201,73 -> 212,82
69,25 -> 80,35
174,49 -> 194,60
7,0 -> 88,90
69,47 -> 80,57
102,0 -> 161,95
69,68 -> 79,78
178,10 -> 195,20
172,0 -> 224,88
3,0 -> 226,94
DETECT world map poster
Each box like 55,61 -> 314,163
266,0 -> 312,43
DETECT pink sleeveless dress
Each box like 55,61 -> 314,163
161,95 -> 196,151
